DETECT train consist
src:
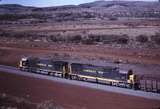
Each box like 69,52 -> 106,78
19,57 -> 160,93
19,57 -> 141,90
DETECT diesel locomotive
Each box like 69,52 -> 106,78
19,57 -> 139,89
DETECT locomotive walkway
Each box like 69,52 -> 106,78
0,65 -> 160,101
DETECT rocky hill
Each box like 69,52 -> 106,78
0,1 -> 160,22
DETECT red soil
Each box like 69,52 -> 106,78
0,45 -> 160,66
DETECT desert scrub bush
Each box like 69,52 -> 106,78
0,31 -> 27,39
101,35 -> 118,44
100,35 -> 119,44
88,34 -> 101,42
55,12 -> 76,21
108,16 -> 118,21
37,100 -> 63,109
50,35 -> 65,42
81,34 -> 102,44
82,34 -> 129,44
0,14 -> 27,21
69,35 -> 82,43
81,12 -> 96,19
50,35 -> 59,42
0,13 -> 49,21
0,93 -> 36,109
118,34 -> 129,44
151,33 -> 160,45
117,37 -> 129,44
101,34 -> 129,44
136,35 -> 148,43
82,38 -> 94,45
32,8 -> 44,11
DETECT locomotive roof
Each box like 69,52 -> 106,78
71,63 -> 118,70
38,58 -> 68,64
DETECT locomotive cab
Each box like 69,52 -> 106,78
19,57 -> 28,70
127,69 -> 139,90
62,63 -> 72,79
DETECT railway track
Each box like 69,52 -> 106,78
17,26 -> 160,33
0,65 -> 160,100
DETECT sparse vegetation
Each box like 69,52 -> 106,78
0,14 -> 50,21
0,1 -> 160,48
151,33 -> 160,45
0,93 -> 64,109
0,93 -> 36,109
1,28 -> 160,48
69,35 -> 82,43
55,11 -> 97,22
37,101 -> 63,109
108,16 -> 118,21
117,37 -> 129,44
136,35 -> 148,43
82,38 -> 95,45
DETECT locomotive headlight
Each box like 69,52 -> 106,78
19,60 -> 23,67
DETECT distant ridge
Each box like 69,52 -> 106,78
0,1 -> 160,18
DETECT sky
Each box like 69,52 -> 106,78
0,0 -> 96,7
0,0 -> 157,7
